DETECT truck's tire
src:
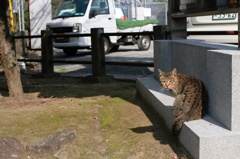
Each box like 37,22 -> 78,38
103,37 -> 110,54
137,36 -> 151,51
63,48 -> 78,56
110,45 -> 119,52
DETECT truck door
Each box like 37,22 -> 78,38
86,0 -> 117,33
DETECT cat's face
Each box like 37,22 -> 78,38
158,68 -> 178,90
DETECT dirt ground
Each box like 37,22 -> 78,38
0,73 -> 190,159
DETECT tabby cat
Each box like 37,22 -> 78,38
158,68 -> 205,135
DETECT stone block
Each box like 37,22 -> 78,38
154,40 -> 240,131
138,39 -> 240,158
137,77 -> 240,159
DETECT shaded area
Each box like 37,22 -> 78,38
0,73 -> 190,158
130,96 -> 192,159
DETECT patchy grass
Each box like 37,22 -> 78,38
0,74 -> 189,158
56,67 -> 68,72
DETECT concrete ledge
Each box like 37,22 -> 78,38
136,76 -> 174,130
137,77 -> 240,159
154,40 -> 240,131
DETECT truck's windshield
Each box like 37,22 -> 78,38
53,0 -> 90,19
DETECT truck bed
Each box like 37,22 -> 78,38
118,24 -> 155,32
116,19 -> 158,32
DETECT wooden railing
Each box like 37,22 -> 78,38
13,26 -> 166,76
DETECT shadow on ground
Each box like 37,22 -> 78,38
0,73 -> 190,158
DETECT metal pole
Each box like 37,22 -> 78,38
134,0 -> 137,19
20,0 -> 25,55
164,3 -> 167,25
8,0 -> 15,32
18,0 -> 21,31
20,0 -> 25,31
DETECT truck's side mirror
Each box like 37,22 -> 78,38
89,9 -> 97,18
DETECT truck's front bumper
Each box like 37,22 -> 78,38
53,35 -> 91,49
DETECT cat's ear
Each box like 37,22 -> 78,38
158,69 -> 163,76
172,68 -> 177,76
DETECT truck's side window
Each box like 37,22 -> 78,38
90,0 -> 109,17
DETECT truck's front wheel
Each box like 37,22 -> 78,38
103,37 -> 110,54
63,48 -> 78,56
110,45 -> 119,52
137,36 -> 151,51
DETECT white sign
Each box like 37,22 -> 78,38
29,0 -> 52,49
144,8 -> 151,17
132,7 -> 145,20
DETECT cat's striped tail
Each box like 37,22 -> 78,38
172,114 -> 190,136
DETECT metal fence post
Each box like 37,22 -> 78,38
91,28 -> 106,77
41,30 -> 54,74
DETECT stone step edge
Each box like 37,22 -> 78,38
136,76 -> 234,138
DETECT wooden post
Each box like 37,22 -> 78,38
153,25 -> 167,40
41,30 -> 54,74
91,28 -> 106,77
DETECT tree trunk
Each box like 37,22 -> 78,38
0,1 -> 24,98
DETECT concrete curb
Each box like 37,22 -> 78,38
136,74 -> 240,159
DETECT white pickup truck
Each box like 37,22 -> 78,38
46,0 -> 158,56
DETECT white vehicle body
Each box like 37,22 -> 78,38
187,13 -> 238,44
46,0 -> 155,55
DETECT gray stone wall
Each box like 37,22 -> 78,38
154,40 -> 240,131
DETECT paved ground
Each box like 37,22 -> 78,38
52,42 -> 154,79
